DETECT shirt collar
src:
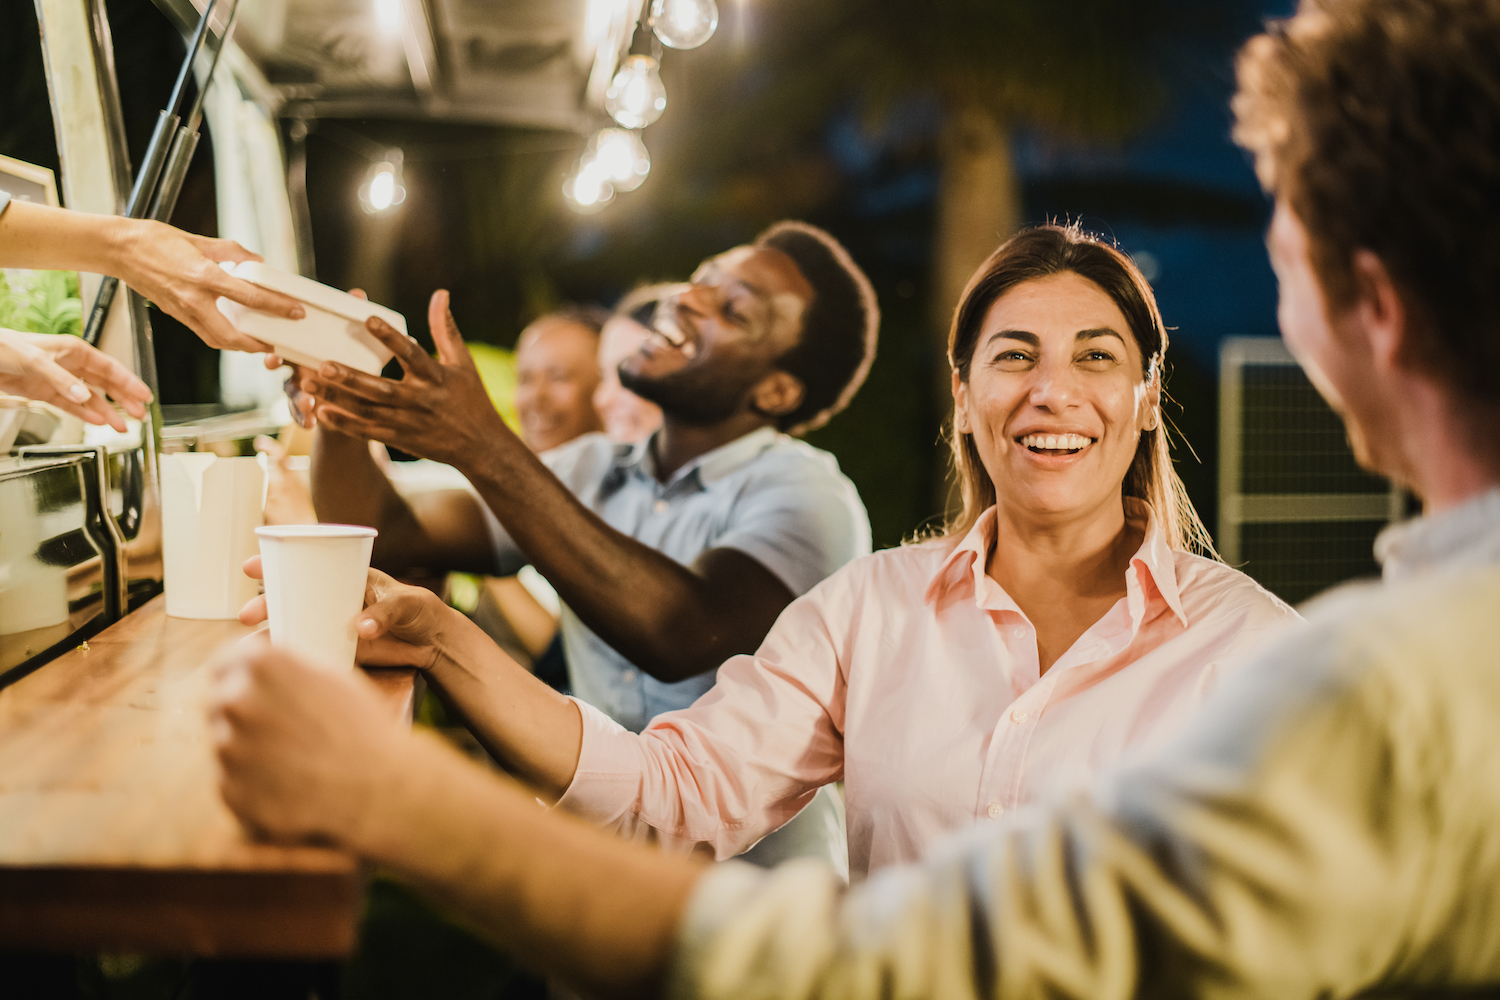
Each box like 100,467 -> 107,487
924,498 -> 1189,629
1375,486 -> 1500,582
616,425 -> 781,489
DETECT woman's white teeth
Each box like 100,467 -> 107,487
1021,433 -> 1092,452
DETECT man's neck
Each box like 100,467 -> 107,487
1390,377 -> 1500,515
653,413 -> 774,483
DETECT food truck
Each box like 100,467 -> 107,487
0,0 -> 644,958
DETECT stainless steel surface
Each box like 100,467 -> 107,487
150,0 -> 635,130
0,452 -> 113,684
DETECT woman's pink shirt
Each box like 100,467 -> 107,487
558,501 -> 1301,877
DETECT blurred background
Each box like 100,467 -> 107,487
1,0 -> 1306,556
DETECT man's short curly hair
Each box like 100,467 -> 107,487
1232,0 -> 1500,402
755,221 -> 880,435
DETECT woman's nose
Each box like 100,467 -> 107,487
1027,359 -> 1081,410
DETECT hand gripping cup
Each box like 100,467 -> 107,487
254,525 -> 377,670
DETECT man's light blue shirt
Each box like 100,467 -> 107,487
480,426 -> 871,732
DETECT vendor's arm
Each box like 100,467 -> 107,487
0,199 -> 301,351
299,290 -> 806,682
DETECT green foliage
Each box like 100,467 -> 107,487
0,268 -> 83,337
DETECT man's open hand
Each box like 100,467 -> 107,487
209,635 -> 406,844
297,289 -> 511,469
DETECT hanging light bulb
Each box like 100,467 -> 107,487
651,0 -> 718,49
374,0 -> 404,35
564,156 -> 616,213
605,54 -> 666,129
590,128 -> 650,192
359,150 -> 407,214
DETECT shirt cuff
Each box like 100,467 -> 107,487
555,696 -> 645,825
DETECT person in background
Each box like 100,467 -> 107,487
594,285 -> 667,444
514,306 -> 609,453
213,0 -> 1500,997
0,194 -> 300,425
294,220 -> 879,870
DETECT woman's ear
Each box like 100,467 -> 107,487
1139,377 -> 1162,432
751,370 -> 805,421
951,368 -> 972,434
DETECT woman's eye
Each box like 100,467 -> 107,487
1077,350 -> 1117,369
992,350 -> 1031,364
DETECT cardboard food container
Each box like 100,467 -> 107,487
216,262 -> 411,374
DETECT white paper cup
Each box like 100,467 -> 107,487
161,454 -> 265,620
255,524 -> 377,670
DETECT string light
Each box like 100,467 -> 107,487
564,157 -> 616,213
359,150 -> 407,214
651,0 -> 717,49
604,54 -> 666,129
374,0 -> 403,35
590,128 -> 650,191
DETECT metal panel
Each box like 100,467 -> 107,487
1218,336 -> 1406,605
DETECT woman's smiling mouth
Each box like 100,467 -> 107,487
1017,432 -> 1095,455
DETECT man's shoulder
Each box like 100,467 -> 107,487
539,432 -> 626,491
736,434 -> 854,489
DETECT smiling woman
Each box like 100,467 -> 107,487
947,223 -> 1211,553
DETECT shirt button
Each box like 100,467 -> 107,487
621,669 -> 638,683
1010,709 -> 1027,724
1012,627 -> 1026,639
986,802 -> 1005,819
653,499 -> 669,514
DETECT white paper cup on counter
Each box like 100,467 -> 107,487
255,524 -> 377,671
161,454 -> 265,620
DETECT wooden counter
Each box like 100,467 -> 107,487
0,596 -> 419,957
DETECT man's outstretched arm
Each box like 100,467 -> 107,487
215,584 -> 1471,1000
299,291 -> 798,682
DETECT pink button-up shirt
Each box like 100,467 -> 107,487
559,501 -> 1300,877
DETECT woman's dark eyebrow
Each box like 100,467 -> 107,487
985,329 -> 1039,347
1077,327 -> 1127,345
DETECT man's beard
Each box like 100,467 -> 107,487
618,361 -> 762,427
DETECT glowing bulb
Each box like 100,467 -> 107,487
565,158 -> 615,213
375,0 -> 403,34
651,0 -> 718,49
359,152 -> 407,214
604,55 -> 666,129
590,128 -> 650,192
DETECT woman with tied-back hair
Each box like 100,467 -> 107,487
297,224 -> 1301,878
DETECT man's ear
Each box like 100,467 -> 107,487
1350,249 -> 1410,375
751,370 -> 805,422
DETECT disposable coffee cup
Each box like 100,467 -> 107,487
255,524 -> 377,670
161,453 -> 265,620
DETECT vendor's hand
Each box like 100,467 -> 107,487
117,218 -> 305,353
0,327 -> 151,431
299,290 -> 509,469
239,556 -> 460,670
209,633 -> 405,843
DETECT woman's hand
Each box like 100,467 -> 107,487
239,556 -> 461,671
113,218 -> 304,353
0,327 -> 150,431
